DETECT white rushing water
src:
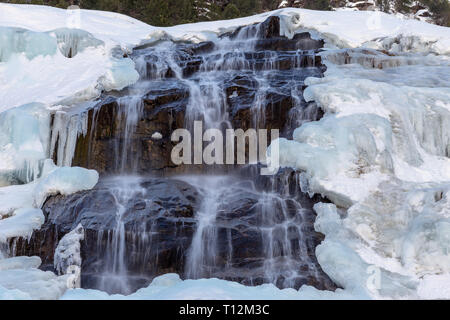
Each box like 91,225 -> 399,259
95,176 -> 145,295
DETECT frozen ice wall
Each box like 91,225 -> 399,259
274,54 -> 450,298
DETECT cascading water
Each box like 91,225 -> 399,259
24,16 -> 334,294
115,96 -> 144,172
94,176 -> 146,294
180,173 -> 328,288
183,176 -> 224,279
94,89 -> 146,293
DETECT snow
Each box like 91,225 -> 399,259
151,132 -> 163,140
0,4 -> 143,111
0,183 -> 35,218
0,208 -> 44,243
0,256 -> 68,300
32,160 -> 99,208
0,31 -> 139,111
0,4 -> 154,50
62,273 -> 359,300
0,3 -> 449,300
0,159 -> 98,245
418,274 -> 450,299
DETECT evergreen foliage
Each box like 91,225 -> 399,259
1,0 -> 448,26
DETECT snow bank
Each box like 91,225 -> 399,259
0,208 -> 44,243
0,4 -> 154,50
0,256 -> 68,300
0,28 -> 138,111
62,273 -> 359,300
0,160 -> 98,244
0,4 -> 143,111
33,160 -> 99,208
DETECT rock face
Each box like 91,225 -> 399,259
61,16 -> 325,175
15,169 -> 336,293
18,17 -> 336,294
70,84 -> 188,174
14,177 -> 200,293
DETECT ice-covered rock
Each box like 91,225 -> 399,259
32,159 -> 99,208
54,223 -> 84,276
0,208 -> 44,243
0,159 -> 97,245
272,53 -> 450,298
0,103 -> 50,184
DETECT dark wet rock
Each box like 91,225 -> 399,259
222,16 -> 280,40
230,90 -> 293,131
15,168 -> 337,293
70,84 -> 188,174
181,41 -> 215,55
196,169 -> 335,290
13,177 -> 199,293
254,33 -> 325,51
257,15 -> 281,39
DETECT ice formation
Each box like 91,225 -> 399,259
0,256 -> 68,300
272,53 -> 450,298
0,159 -> 97,243
54,223 -> 84,276
0,3 -> 449,299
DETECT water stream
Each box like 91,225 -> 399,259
37,17 -> 332,294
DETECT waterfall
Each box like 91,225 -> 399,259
37,17 -> 332,294
178,172 -> 325,288
115,96 -> 144,172
95,176 -> 146,294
